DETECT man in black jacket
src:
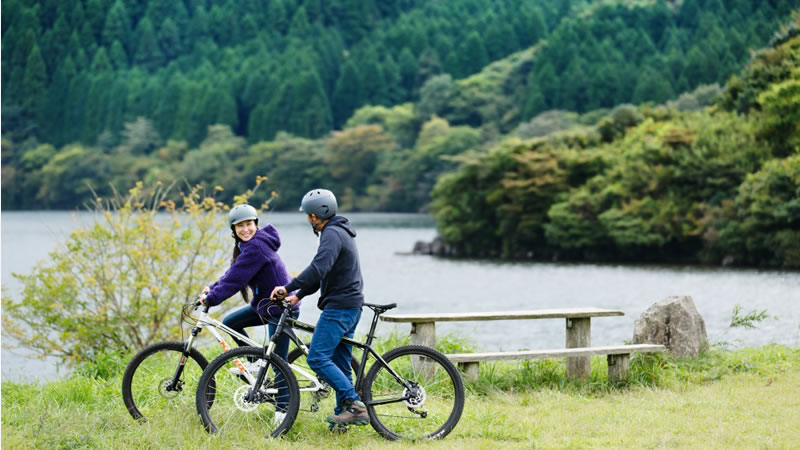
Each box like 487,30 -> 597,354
271,189 -> 368,427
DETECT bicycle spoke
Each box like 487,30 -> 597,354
196,347 -> 299,438
364,346 -> 464,440
122,342 -> 207,421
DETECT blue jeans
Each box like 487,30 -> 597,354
223,305 -> 299,410
307,308 -> 362,414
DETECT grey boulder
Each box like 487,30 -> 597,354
633,295 -> 709,357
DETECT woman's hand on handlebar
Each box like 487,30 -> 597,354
285,295 -> 299,307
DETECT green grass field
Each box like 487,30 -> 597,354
2,344 -> 799,449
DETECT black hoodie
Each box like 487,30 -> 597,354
286,216 -> 364,310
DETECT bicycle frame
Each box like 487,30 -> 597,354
270,304 -> 416,407
180,304 -> 326,394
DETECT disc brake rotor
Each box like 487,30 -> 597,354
403,384 -> 427,408
158,378 -> 180,399
234,385 -> 260,412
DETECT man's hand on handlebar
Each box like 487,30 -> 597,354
271,286 -> 299,307
271,286 -> 287,300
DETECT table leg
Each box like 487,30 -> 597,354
566,317 -> 591,379
410,321 -> 436,375
410,321 -> 436,348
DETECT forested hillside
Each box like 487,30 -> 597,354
431,19 -> 800,268
2,0 -> 572,147
1,0 -> 798,217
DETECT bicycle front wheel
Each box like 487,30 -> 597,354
196,346 -> 300,438
121,341 -> 209,421
362,345 -> 465,440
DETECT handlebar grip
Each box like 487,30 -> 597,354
276,288 -> 286,297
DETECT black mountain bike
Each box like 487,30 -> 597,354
195,300 -> 465,440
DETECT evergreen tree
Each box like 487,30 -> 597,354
683,45 -> 714,85
678,0 -> 700,29
185,5 -> 209,45
289,6 -> 311,38
331,61 -> 362,128
360,50 -> 388,105
102,0 -> 132,52
158,18 -> 181,61
22,44 -> 48,113
631,67 -> 675,105
239,14 -> 259,43
106,79 -> 128,135
78,21 -> 97,56
382,55 -> 405,105
41,56 -> 76,144
208,5 -> 235,46
109,40 -> 129,70
267,0 -> 289,35
9,28 -> 36,95
133,17 -> 164,72
456,31 -> 489,78
83,49 -> 114,141
561,57 -> 588,111
534,62 -> 559,111
398,48 -> 418,95
43,13 -> 71,72
522,81 -> 546,120
213,86 -> 239,130
291,71 -> 333,138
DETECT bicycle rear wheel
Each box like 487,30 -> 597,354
362,344 -> 464,440
196,346 -> 300,438
121,341 -> 209,421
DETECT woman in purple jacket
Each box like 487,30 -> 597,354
200,204 -> 300,374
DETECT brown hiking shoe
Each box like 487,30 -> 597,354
326,400 -> 369,426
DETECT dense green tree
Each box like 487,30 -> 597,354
21,44 -> 48,112
109,40 -> 128,70
289,6 -> 311,38
102,0 -> 132,52
267,0 -> 289,34
631,67 -> 675,105
331,61 -> 363,128
455,31 -> 489,78
158,18 -> 181,60
398,48 -> 418,95
133,17 -> 164,71
42,13 -> 70,73
359,51 -> 388,105
382,55 -> 405,105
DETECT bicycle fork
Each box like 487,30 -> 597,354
165,326 -> 201,392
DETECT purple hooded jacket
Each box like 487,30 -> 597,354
205,225 -> 298,317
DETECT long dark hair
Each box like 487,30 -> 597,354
231,230 -> 250,303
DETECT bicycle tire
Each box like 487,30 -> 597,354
121,341 -> 209,421
196,346 -> 300,438
362,344 -> 464,441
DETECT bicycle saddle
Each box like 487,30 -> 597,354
364,302 -> 397,314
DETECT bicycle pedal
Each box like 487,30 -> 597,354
328,422 -> 349,434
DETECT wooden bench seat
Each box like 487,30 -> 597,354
447,344 -> 666,381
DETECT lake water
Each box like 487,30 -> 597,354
2,211 -> 799,383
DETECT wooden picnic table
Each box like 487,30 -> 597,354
381,307 -> 651,379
